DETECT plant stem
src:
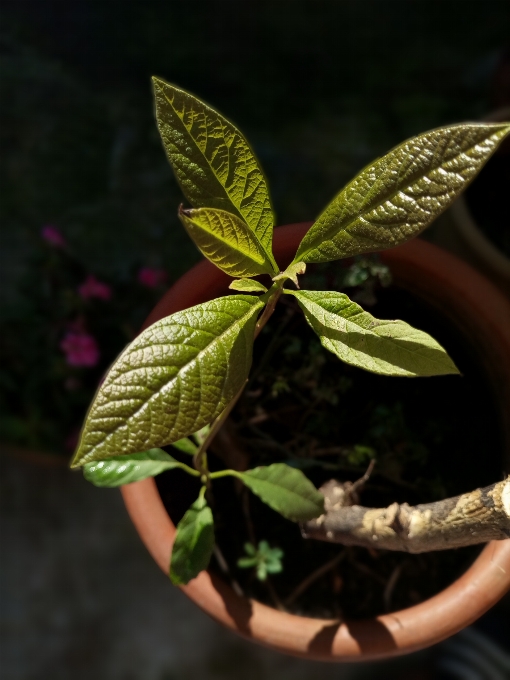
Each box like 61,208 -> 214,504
209,469 -> 239,480
254,283 -> 284,339
193,281 -> 285,476
193,383 -> 247,476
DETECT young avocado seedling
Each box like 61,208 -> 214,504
72,78 -> 510,586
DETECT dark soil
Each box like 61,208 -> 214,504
464,148 -> 510,257
156,258 -> 504,619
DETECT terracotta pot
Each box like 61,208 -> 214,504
121,223 -> 510,661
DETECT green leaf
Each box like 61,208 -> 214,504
171,438 -> 197,456
178,207 -> 275,277
237,556 -> 258,568
229,278 -> 268,294
244,541 -> 256,556
153,77 -> 277,269
235,463 -> 324,521
272,261 -> 306,288
295,123 -> 510,263
83,449 -> 198,487
71,295 -> 264,467
170,495 -> 215,585
293,289 -> 460,377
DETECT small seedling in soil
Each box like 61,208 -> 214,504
72,79 -> 510,598
237,541 -> 284,581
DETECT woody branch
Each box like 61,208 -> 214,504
302,477 -> 510,553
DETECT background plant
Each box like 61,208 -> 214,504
74,79 -> 510,585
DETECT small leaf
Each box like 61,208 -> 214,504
71,295 -> 264,467
229,278 -> 268,294
295,123 -> 510,263
83,449 -> 198,487
293,290 -> 459,377
257,564 -> 267,580
171,438 -> 197,456
153,77 -> 277,269
272,261 -> 306,288
170,495 -> 215,585
237,557 -> 258,568
244,542 -> 256,556
192,424 -> 210,446
179,207 -> 276,277
235,463 -> 324,521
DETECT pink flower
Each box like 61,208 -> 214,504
60,331 -> 99,367
138,267 -> 167,288
41,225 -> 66,247
78,275 -> 112,301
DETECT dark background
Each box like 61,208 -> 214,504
1,1 -> 509,677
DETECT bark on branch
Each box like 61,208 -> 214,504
302,477 -> 510,553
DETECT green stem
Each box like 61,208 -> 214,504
193,281 -> 285,476
175,462 -> 201,477
255,282 -> 284,339
198,484 -> 207,502
209,468 -> 240,480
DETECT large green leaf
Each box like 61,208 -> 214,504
235,463 -> 324,521
293,290 -> 459,377
170,495 -> 215,585
71,295 -> 264,467
83,449 -> 198,487
295,123 -> 510,263
178,207 -> 275,277
153,77 -> 276,269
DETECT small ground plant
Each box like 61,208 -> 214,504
72,78 -> 510,587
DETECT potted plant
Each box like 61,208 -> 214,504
71,79 -> 510,660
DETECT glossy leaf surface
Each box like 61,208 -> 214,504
293,290 -> 459,377
236,463 -> 324,521
295,123 -> 510,263
179,207 -> 275,277
170,496 -> 215,585
83,449 -> 197,487
71,295 -> 264,467
153,77 -> 276,268
229,278 -> 268,293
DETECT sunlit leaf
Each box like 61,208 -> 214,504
229,278 -> 268,293
295,123 -> 510,263
293,289 -> 460,376
179,207 -> 275,277
153,77 -> 277,269
71,295 -> 263,467
83,449 -> 198,487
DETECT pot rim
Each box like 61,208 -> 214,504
121,223 -> 510,662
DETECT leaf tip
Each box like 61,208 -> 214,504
178,203 -> 192,218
